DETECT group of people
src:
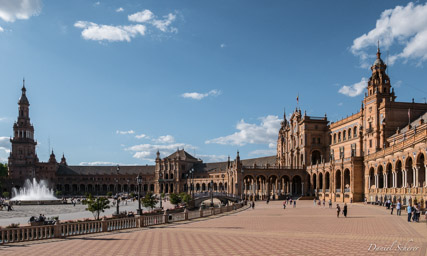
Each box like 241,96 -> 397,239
377,199 -> 427,223
336,203 -> 348,217
282,198 -> 296,209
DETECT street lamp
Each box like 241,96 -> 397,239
210,180 -> 214,207
189,168 -> 194,198
137,174 -> 142,215
116,165 -> 120,215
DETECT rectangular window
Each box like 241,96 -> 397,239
369,140 -> 372,148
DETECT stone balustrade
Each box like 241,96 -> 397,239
0,203 -> 245,245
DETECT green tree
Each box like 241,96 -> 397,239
179,193 -> 191,205
55,190 -> 62,197
169,193 -> 182,207
82,194 -> 110,220
2,191 -> 10,199
141,192 -> 158,210
106,191 -> 113,197
0,163 -> 8,177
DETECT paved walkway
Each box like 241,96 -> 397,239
1,200 -> 427,255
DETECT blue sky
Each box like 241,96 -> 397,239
0,0 -> 426,165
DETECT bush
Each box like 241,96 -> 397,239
169,193 -> 182,207
2,191 -> 9,199
6,223 -> 20,228
82,194 -> 110,220
107,191 -> 113,197
55,190 -> 62,197
129,192 -> 135,198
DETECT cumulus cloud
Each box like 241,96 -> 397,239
116,130 -> 135,135
206,115 -> 281,146
198,154 -> 228,163
351,2 -> 427,65
135,133 -> 148,139
181,90 -> 221,100
0,137 -> 10,161
128,9 -> 154,23
0,0 -> 42,22
151,13 -> 177,32
0,26 -> 3,32
153,135 -> 175,144
116,7 -> 124,12
74,21 -> 146,42
126,143 -> 196,161
338,77 -> 367,97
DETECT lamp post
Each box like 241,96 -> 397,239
210,180 -> 214,207
137,174 -> 142,215
189,168 -> 194,198
116,165 -> 120,215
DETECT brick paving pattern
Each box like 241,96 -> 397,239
1,200 -> 426,255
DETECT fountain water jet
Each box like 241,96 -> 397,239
11,178 -> 60,204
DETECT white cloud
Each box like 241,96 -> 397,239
351,2 -> 427,65
220,43 -> 226,48
206,115 -> 281,146
338,77 -> 367,97
0,26 -> 3,32
197,154 -> 227,163
249,149 -> 276,156
338,102 -> 343,106
135,133 -> 148,139
74,21 -> 146,42
116,7 -> 124,12
116,130 -> 135,135
153,135 -> 175,144
181,89 -> 221,100
0,137 -> 10,162
151,13 -> 177,32
0,136 -> 10,149
126,143 -> 196,161
94,1 -> 100,6
128,9 -> 154,23
0,0 -> 42,22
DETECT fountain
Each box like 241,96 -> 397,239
11,178 -> 61,205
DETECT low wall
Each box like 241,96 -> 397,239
0,203 -> 245,245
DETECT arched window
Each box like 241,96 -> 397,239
343,131 -> 346,141
333,134 -> 336,144
354,127 -> 357,137
348,128 -> 352,139
338,132 -> 341,142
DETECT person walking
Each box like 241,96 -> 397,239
407,204 -> 412,222
336,204 -> 341,218
415,204 -> 420,222
251,201 -> 255,210
293,200 -> 296,208
390,202 -> 395,215
396,201 -> 401,216
313,198 -> 316,206
328,199 -> 332,208
283,201 -> 286,210
343,203 -> 348,217
322,199 -> 325,208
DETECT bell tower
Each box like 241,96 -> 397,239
363,45 -> 395,155
8,80 -> 38,179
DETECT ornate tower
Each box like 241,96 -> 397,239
8,81 -> 38,179
363,46 -> 395,155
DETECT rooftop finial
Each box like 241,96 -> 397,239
376,40 -> 381,58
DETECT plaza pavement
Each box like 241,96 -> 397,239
1,200 -> 427,256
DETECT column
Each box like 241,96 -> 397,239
290,182 -> 293,196
413,167 -> 417,187
403,170 -> 407,188
414,167 -> 419,187
392,172 -> 396,188
368,175 -> 371,189
375,175 -> 378,188
425,165 -> 427,187
384,173 -> 388,188
301,182 -> 304,195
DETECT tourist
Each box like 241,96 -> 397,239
266,198 -> 270,204
411,205 -> 416,222
407,204 -> 412,222
313,199 -> 316,206
390,202 -> 395,215
336,204 -> 340,218
343,203 -> 348,217
251,201 -> 255,210
283,201 -> 286,209
350,198 -> 353,204
415,204 -> 420,222
396,201 -> 401,216
322,199 -> 325,208
293,200 -> 296,208
328,199 -> 332,208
